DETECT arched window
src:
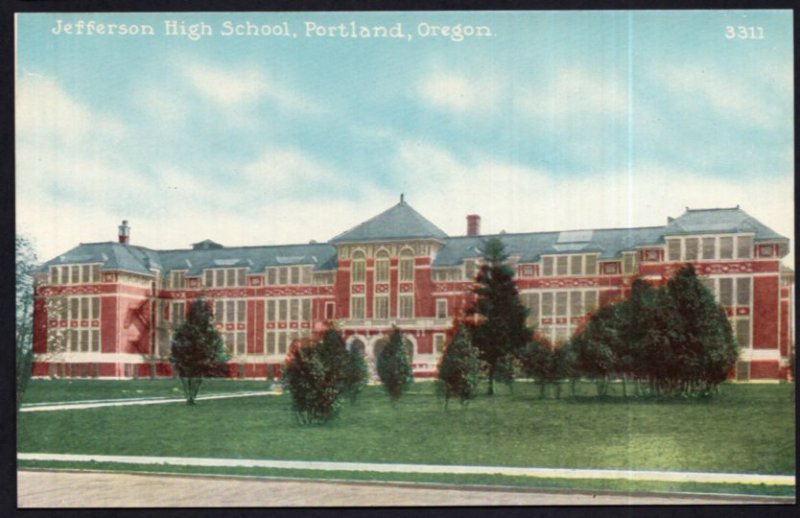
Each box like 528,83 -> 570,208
351,250 -> 366,283
375,250 -> 390,283
399,249 -> 414,282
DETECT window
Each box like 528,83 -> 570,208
434,334 -> 446,355
399,294 -> 414,319
542,292 -> 553,317
51,267 -> 59,285
237,269 -> 246,286
374,296 -> 389,320
701,277 -> 715,297
622,253 -> 637,275
267,269 -> 277,285
266,332 -> 276,355
91,298 -> 100,320
301,299 -> 312,321
736,278 -> 751,306
70,298 -> 79,320
667,239 -> 681,261
225,269 -> 235,286
719,278 -> 733,306
171,271 -> 186,288
584,255 -> 597,275
542,257 -> 553,277
81,265 -> 90,284
735,319 -> 751,348
237,301 -> 246,322
375,251 -> 390,282
80,298 -> 89,320
91,329 -> 100,352
556,256 -> 568,276
351,252 -> 366,283
279,300 -> 288,321
584,291 -> 598,313
436,299 -> 447,319
570,291 -> 582,317
278,332 -> 288,354
464,259 -> 476,280
351,296 -> 365,319
702,237 -> 716,260
737,236 -> 753,259
172,302 -> 185,325
555,292 -> 568,316
719,236 -> 734,259
70,265 -> 80,284
684,238 -> 699,261
290,266 -> 300,285
570,255 -> 582,276
520,292 -> 540,327
204,270 -> 213,287
266,300 -> 276,322
301,267 -> 311,285
290,299 -> 299,321
399,250 -> 414,281
279,267 -> 288,285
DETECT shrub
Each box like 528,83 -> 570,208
342,346 -> 369,404
377,327 -> 413,404
437,324 -> 481,409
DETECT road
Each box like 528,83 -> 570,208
17,470 -> 791,507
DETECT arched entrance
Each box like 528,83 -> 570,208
349,338 -> 366,358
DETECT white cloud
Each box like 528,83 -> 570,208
518,67 -> 628,118
655,64 -> 783,130
180,60 -> 322,113
135,87 -> 189,127
16,73 -> 126,143
416,71 -> 505,114
241,148 -> 337,191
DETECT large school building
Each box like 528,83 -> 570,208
32,198 -> 793,380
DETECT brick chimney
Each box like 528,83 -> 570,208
466,214 -> 481,236
118,220 -> 130,244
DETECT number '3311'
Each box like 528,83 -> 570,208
725,26 -> 765,39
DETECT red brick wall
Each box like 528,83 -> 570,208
750,360 -> 779,380
752,276 -> 779,349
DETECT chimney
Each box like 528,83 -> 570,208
118,220 -> 130,244
466,214 -> 481,236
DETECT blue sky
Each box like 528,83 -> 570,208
16,11 -> 793,263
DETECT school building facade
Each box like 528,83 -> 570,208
31,199 -> 793,381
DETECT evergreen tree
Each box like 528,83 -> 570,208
377,326 -> 413,404
626,278 -> 660,395
342,343 -> 369,405
572,303 -> 624,396
283,329 -> 351,424
468,238 -> 531,395
170,299 -> 229,405
518,335 -> 557,398
437,323 -> 481,409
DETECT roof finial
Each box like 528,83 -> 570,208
400,193 -> 405,204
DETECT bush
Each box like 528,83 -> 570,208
377,327 -> 413,404
518,335 -> 558,398
342,346 -> 369,404
437,324 -> 481,409
283,332 -> 350,424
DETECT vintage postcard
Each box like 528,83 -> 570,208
15,9 -> 794,507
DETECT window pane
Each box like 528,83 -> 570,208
266,333 -> 276,355
684,238 -> 698,261
719,237 -> 734,259
569,291 -> 582,317
51,268 -> 59,285
737,236 -> 753,259
91,298 -> 100,319
719,278 -> 733,306
80,330 -> 89,352
584,291 -> 598,313
400,258 -> 414,281
81,265 -> 90,283
464,259 -> 476,280
556,256 -> 568,276
237,332 -> 246,355
302,299 -> 311,321
215,270 -> 224,287
434,335 -> 445,354
279,268 -> 288,285
376,259 -> 389,282
436,299 -> 447,319
237,301 -> 246,322
266,300 -> 275,322
205,270 -> 213,287
736,319 -> 751,348
267,269 -> 276,285
702,237 -> 716,260
226,301 -> 235,322
375,296 -> 388,319
584,255 -> 597,275
529,293 -> 540,320
570,255 -> 582,275
238,269 -> 246,286
301,267 -> 311,285
667,239 -> 681,261
70,299 -> 79,320
215,301 -> 224,321
556,292 -> 568,316
700,277 -> 715,297
291,267 -> 300,285
278,332 -> 287,354
736,278 -> 751,306
92,265 -> 100,283
542,292 -> 553,316
279,300 -> 288,321
91,330 -> 100,352
81,298 -> 89,320
290,299 -> 299,321
352,261 -> 365,283
70,329 -> 79,352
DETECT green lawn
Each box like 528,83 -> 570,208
21,378 -> 271,404
18,380 -> 795,478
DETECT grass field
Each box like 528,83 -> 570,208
18,379 -> 795,480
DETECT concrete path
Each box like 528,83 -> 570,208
20,390 -> 279,412
17,470 -> 790,507
18,452 -> 796,486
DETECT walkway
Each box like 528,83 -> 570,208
19,390 -> 279,412
17,470 -> 791,507
18,452 -> 795,486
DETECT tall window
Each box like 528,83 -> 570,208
375,251 -> 390,283
702,237 -> 716,260
719,237 -> 734,259
737,235 -> 753,259
398,294 -> 414,319
556,256 -> 568,276
464,259 -> 476,280
374,295 -> 389,320
622,253 -> 637,274
351,296 -> 365,319
736,277 -> 751,306
667,239 -> 681,261
434,334 -> 446,355
684,238 -> 699,261
436,299 -> 448,319
351,251 -> 366,283
399,249 -> 414,281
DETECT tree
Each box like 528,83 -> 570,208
283,328 -> 352,424
437,323 -> 481,409
572,302 -> 624,396
518,334 -> 558,398
377,326 -> 413,404
663,264 -> 738,395
170,299 -> 229,405
342,346 -> 369,405
468,238 -> 531,395
16,235 -> 37,410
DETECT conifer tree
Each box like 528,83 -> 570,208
468,238 -> 531,395
170,299 -> 229,405
437,323 -> 481,409
377,326 -> 413,404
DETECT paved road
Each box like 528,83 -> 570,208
17,470 -> 791,507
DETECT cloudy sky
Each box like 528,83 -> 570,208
16,10 -> 793,264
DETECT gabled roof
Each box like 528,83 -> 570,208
664,207 -> 786,241
329,198 -> 448,244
